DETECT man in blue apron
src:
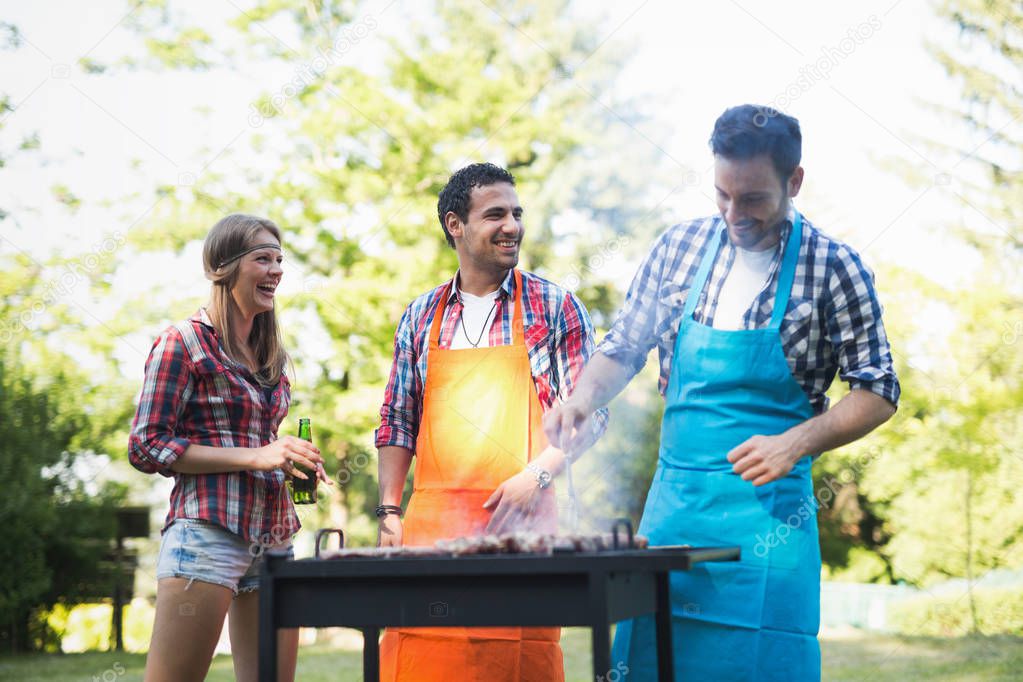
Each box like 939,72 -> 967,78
544,104 -> 900,680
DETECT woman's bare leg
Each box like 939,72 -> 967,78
144,577 -> 233,682
228,590 -> 299,682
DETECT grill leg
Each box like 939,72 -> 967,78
654,571 -> 675,682
362,627 -> 380,681
589,572 -> 611,682
258,567 -> 277,682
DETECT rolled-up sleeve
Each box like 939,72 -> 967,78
128,328 -> 193,476
597,229 -> 670,377
375,303 -> 420,452
826,245 -> 900,407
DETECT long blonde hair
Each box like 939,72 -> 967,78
202,214 -> 289,385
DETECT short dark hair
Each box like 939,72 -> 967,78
437,163 -> 516,248
710,104 -> 802,181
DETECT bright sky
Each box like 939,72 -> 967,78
0,0 -> 994,370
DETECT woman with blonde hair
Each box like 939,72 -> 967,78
129,213 -> 331,681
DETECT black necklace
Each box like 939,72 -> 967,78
459,299 -> 498,348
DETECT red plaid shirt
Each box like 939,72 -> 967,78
376,269 -> 608,452
129,309 -> 299,544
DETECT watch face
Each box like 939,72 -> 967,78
538,471 -> 552,488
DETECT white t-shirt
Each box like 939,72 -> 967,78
712,245 -> 778,330
449,287 -> 500,349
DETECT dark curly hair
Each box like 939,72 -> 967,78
437,163 -> 516,248
710,104 -> 802,182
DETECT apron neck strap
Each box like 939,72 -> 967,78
682,223 -> 723,319
681,211 -> 804,330
428,269 -> 524,349
511,268 -> 525,345
768,210 -> 802,329
428,284 -> 449,350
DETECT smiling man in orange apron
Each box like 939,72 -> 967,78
374,162 -> 607,682
544,105 -> 901,680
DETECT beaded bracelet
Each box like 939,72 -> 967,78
374,504 -> 403,518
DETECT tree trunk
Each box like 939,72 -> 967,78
965,469 -> 980,635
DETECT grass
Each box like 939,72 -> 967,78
1,629 -> 1020,681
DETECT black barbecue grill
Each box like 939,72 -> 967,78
257,521 -> 739,681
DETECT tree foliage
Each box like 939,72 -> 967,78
816,2 -> 1023,608
0,23 -> 133,652
114,0 -> 666,543
0,350 -> 129,652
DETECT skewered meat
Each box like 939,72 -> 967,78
321,545 -> 446,559
323,531 -> 649,559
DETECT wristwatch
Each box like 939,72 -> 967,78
525,462 -> 552,490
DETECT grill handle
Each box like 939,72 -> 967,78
611,518 -> 634,550
315,528 -> 345,558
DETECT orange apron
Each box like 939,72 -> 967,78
379,269 -> 563,682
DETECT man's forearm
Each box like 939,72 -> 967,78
570,351 -> 635,412
790,389 -> 896,457
378,445 -> 413,505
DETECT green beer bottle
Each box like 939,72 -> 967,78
290,418 -> 317,505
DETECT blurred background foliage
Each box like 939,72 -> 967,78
0,0 -> 1020,652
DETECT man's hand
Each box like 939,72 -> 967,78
378,514 -> 403,547
727,432 -> 802,487
543,399 -> 590,453
482,471 -> 549,534
727,389 -> 897,486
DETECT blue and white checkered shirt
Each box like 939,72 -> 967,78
598,208 -> 900,414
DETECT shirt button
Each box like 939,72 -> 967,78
216,364 -> 224,371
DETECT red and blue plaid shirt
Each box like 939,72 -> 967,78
376,269 -> 608,452
129,309 -> 299,544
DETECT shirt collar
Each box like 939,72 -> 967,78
195,307 -> 214,327
193,307 -> 220,337
447,269 -> 515,304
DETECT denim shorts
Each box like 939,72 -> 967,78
155,518 -> 294,595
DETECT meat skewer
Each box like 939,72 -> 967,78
324,531 -> 649,559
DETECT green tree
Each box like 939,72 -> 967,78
815,3 -> 1023,636
0,22 -> 135,652
114,0 -> 667,544
928,0 -> 1022,259
0,349 -> 130,652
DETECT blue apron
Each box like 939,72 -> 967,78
612,213 -> 821,681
